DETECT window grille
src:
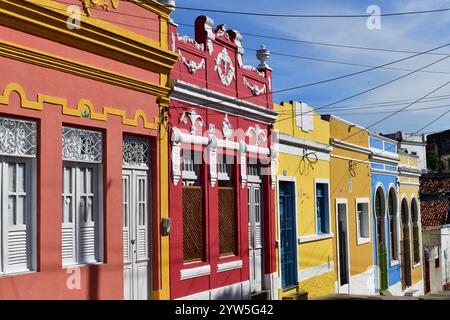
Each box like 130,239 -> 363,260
0,116 -> 37,157
62,126 -> 103,162
122,136 -> 150,169
182,151 -> 204,262
218,155 -> 237,256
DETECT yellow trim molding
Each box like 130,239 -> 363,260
0,40 -> 170,98
0,0 -> 178,74
0,83 -> 160,129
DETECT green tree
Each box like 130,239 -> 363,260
427,152 -> 442,172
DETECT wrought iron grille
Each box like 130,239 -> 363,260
0,116 -> 37,157
219,186 -> 237,256
122,136 -> 150,169
62,126 -> 103,162
182,186 -> 204,262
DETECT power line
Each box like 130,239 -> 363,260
330,103 -> 450,116
275,95 -> 450,115
175,6 -> 450,18
40,1 -> 450,123
275,52 -> 450,123
340,81 -> 450,143
250,49 -> 450,76
57,0 -> 450,57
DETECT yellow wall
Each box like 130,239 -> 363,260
328,117 -> 374,280
274,101 -> 336,299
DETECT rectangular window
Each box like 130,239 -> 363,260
356,200 -> 370,244
182,150 -> 204,263
0,116 -> 37,275
62,127 -> 103,266
218,155 -> 237,257
316,182 -> 330,234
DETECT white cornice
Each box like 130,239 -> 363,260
278,133 -> 332,153
371,152 -> 400,165
171,80 -> 278,124
330,138 -> 371,155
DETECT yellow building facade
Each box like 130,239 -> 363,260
274,101 -> 336,299
323,115 -> 376,295
398,152 -> 424,295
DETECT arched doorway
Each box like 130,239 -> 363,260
375,186 -> 388,291
388,188 -> 399,262
401,198 -> 412,289
411,198 -> 420,265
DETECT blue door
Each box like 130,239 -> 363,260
279,181 -> 298,289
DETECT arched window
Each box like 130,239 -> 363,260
375,187 -> 386,245
411,198 -> 420,264
388,188 -> 398,261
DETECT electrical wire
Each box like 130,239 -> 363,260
175,6 -> 450,18
275,52 -> 450,123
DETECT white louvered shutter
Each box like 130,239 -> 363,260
78,166 -> 97,263
122,174 -> 131,263
62,166 -> 76,266
4,161 -> 31,273
135,173 -> 148,261
254,187 -> 262,249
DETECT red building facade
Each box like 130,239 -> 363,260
167,16 -> 278,299
0,0 -> 177,299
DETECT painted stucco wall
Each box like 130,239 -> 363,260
274,102 -> 335,299
328,117 -> 374,295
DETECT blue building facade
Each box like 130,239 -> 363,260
369,133 -> 402,294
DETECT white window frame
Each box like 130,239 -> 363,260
314,179 -> 331,236
355,198 -> 371,245
62,161 -> 104,267
0,156 -> 37,275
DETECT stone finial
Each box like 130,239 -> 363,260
159,0 -> 176,9
256,45 -> 270,69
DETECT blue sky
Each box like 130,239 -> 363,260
171,0 -> 450,135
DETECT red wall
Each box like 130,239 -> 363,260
0,40 -> 161,299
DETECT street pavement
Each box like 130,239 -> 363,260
313,290 -> 450,300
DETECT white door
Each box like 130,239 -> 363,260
123,169 -> 150,300
248,183 -> 263,293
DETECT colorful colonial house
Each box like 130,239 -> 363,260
323,115 -> 375,295
0,0 -> 178,299
369,133 -> 402,294
398,151 -> 423,295
166,16 -> 278,299
273,102 -> 335,299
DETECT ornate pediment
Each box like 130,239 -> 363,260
81,0 -> 120,16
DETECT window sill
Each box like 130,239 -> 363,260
357,237 -> 370,246
217,260 -> 243,273
180,264 -> 211,280
299,233 -> 334,244
390,260 -> 399,267
62,261 -> 103,269
0,270 -> 36,278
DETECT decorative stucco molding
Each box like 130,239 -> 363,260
179,108 -> 204,135
222,114 -> 233,140
81,0 -> 120,16
178,50 -> 205,74
215,48 -> 236,87
243,77 -> 267,96
246,125 -> 267,146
